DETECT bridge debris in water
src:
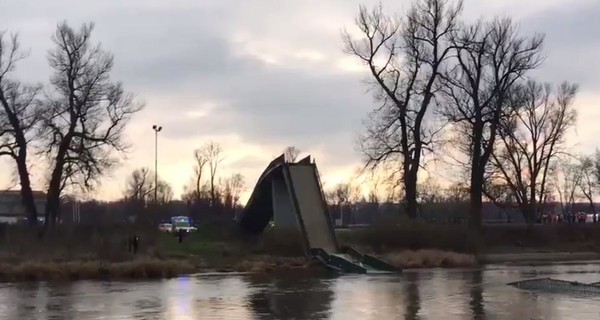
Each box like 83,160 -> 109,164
509,278 -> 600,295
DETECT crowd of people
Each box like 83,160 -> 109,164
539,212 -> 597,224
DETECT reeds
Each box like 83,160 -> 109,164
383,250 -> 477,269
0,258 -> 196,282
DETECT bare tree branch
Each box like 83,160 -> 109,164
344,0 -> 463,218
439,17 -> 544,231
124,167 -> 172,205
40,22 -> 144,226
489,80 -> 577,221
0,31 -> 43,226
283,146 -> 301,162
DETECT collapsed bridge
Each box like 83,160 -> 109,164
237,154 -> 399,274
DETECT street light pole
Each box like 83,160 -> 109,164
152,124 -> 162,204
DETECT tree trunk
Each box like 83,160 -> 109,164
469,174 -> 483,232
528,182 -> 538,224
468,123 -> 484,252
468,183 -> 483,253
588,198 -> 596,223
404,167 -> 419,219
16,154 -> 38,226
0,93 -> 38,226
519,202 -> 536,224
44,151 -> 68,231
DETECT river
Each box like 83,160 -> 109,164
1,262 -> 600,319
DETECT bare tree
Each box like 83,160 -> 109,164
0,32 -> 42,225
40,22 -> 143,227
483,176 -> 515,204
201,141 -> 223,206
579,155 -> 596,214
220,173 -> 245,209
192,148 -> 208,201
592,149 -> 600,189
283,146 -> 301,162
124,167 -> 172,205
124,167 -> 152,203
440,18 -> 544,236
343,0 -> 463,218
488,81 -> 577,222
553,157 -> 582,215
444,182 -> 470,203
182,181 -> 211,203
326,181 -> 360,222
417,176 -> 444,204
331,182 -> 359,205
367,178 -> 380,204
155,180 -> 173,204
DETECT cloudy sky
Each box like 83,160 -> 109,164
1,0 -> 599,203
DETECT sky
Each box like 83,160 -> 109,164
1,0 -> 599,204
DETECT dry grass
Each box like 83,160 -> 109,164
337,217 -> 470,253
0,224 -> 162,262
0,225 -> 201,282
0,257 -> 197,282
233,256 -> 312,273
4,217 -> 597,281
337,217 -> 600,254
383,250 -> 477,269
258,226 -> 306,257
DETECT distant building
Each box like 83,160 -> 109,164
0,190 -> 46,224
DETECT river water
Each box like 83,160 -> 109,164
1,263 -> 600,319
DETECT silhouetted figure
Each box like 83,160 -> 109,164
129,234 -> 140,254
177,229 -> 185,244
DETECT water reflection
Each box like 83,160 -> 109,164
468,271 -> 485,320
165,276 -> 254,319
2,264 -> 600,319
404,272 -> 421,320
247,274 -> 334,319
13,282 -> 44,319
45,283 -> 75,320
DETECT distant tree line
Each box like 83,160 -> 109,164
118,141 -> 247,225
64,144 -> 308,226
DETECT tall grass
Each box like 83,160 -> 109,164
0,258 -> 196,282
383,250 -> 477,269
337,217 -> 600,254
258,226 -> 306,257
337,217 -> 470,253
2,218 -> 598,281
0,224 -> 163,262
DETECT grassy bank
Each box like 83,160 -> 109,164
338,217 -> 600,254
0,258 -> 196,282
2,219 -> 599,281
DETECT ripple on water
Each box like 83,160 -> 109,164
1,264 -> 600,319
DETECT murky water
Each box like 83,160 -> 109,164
2,263 -> 600,319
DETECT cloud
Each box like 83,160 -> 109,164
521,1 -> 600,91
0,0 -> 598,202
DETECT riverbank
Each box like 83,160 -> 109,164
2,222 -> 600,281
480,251 -> 600,265
0,250 -> 476,282
5,248 -> 598,282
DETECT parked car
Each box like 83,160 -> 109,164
176,226 -> 197,233
159,223 -> 173,233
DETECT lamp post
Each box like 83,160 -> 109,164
152,125 -> 162,204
